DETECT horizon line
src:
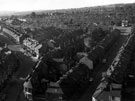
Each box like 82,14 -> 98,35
0,2 -> 134,13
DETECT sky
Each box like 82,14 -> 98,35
0,0 -> 135,12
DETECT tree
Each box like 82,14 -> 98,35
31,12 -> 36,18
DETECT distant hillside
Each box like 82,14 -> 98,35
0,2 -> 135,17
0,11 -> 16,17
0,11 -> 30,17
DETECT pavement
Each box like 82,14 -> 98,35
7,45 -> 25,52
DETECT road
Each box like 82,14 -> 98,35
78,27 -> 131,101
